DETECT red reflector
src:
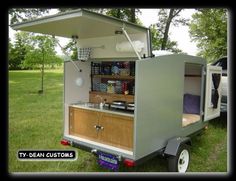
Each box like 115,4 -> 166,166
123,159 -> 135,167
60,140 -> 70,146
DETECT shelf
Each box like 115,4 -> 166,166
90,91 -> 134,98
92,74 -> 135,80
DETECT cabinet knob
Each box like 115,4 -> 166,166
94,125 -> 104,131
94,125 -> 100,131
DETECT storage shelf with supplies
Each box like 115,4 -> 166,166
91,61 -> 135,96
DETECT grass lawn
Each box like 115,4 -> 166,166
9,70 -> 228,173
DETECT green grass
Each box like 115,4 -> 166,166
9,70 -> 228,173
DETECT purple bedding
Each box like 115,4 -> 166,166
183,93 -> 200,114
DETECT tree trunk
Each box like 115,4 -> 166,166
117,9 -> 121,19
41,49 -> 44,93
130,8 -> 136,23
161,9 -> 174,50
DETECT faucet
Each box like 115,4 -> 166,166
95,95 -> 104,109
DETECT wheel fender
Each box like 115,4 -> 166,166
164,137 -> 191,157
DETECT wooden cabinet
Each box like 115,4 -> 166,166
69,107 -> 134,151
98,113 -> 133,150
69,107 -> 99,141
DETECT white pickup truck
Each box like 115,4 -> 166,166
211,57 -> 227,112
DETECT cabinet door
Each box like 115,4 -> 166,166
69,107 -> 99,141
98,113 -> 134,151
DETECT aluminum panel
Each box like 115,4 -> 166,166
64,60 -> 90,135
134,54 -> 207,160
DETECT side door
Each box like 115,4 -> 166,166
204,65 -> 222,121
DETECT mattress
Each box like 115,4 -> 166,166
182,114 -> 200,127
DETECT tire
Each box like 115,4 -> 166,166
168,144 -> 190,172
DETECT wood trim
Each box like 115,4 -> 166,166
89,91 -> 134,103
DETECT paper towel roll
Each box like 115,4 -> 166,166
116,41 -> 144,53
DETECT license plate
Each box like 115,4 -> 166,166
97,151 -> 119,171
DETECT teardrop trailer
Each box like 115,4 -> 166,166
11,9 -> 222,172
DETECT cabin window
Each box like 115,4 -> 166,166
182,63 -> 202,127
210,73 -> 221,108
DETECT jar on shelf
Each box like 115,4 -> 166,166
100,83 -> 107,92
107,80 -> 116,94
115,80 -> 122,94
111,62 -> 120,75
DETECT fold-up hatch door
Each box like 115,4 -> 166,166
204,65 -> 222,121
10,9 -> 148,39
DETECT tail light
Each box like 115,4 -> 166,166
60,139 -> 70,146
123,159 -> 135,167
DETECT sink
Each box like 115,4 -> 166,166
73,102 -> 106,110
84,103 -> 100,108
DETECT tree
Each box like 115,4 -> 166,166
9,8 -> 49,24
63,40 -> 78,61
22,35 -> 62,93
8,39 -> 16,69
8,32 -> 32,70
155,9 -> 189,51
106,8 -> 141,24
189,9 -> 227,62
150,24 -> 182,53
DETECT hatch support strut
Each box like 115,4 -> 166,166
121,27 -> 142,60
53,35 -> 81,73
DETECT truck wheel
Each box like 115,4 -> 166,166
168,144 -> 190,172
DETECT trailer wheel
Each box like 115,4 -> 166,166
167,144 -> 190,172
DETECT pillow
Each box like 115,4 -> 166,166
183,94 -> 200,114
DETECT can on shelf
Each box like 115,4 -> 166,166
107,80 -> 116,94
